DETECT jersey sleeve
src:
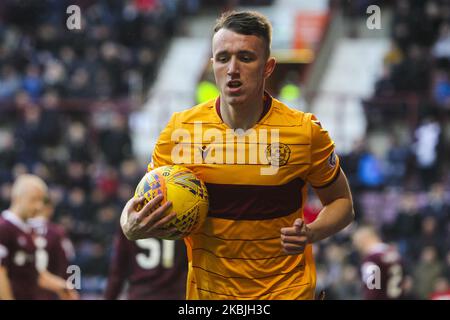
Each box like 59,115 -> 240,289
149,112 -> 179,171
306,114 -> 340,188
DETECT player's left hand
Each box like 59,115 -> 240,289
280,218 -> 312,255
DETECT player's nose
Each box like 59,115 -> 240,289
227,56 -> 240,76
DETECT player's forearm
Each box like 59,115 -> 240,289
38,270 -> 68,295
306,198 -> 354,243
104,276 -> 125,300
0,266 -> 14,300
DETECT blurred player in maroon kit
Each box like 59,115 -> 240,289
352,225 -> 405,300
28,199 -> 75,299
104,228 -> 187,300
0,174 -> 78,300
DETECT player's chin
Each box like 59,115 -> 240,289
224,93 -> 246,105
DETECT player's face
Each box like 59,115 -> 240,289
22,187 -> 47,219
212,29 -> 275,107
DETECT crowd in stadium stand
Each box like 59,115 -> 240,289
0,0 -> 186,296
311,0 -> 450,299
0,0 -> 449,299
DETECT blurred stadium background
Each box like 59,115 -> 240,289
0,0 -> 449,299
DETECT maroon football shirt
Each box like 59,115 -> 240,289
0,211 -> 39,299
29,217 -> 74,299
104,229 -> 187,300
361,243 -> 405,300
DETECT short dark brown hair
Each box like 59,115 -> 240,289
213,11 -> 272,57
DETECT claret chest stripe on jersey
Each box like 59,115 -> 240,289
205,178 -> 305,220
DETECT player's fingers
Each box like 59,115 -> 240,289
141,200 -> 172,226
282,242 -> 305,254
141,194 -> 164,213
281,226 -> 304,236
294,218 -> 304,231
125,196 -> 141,214
281,234 -> 308,245
151,211 -> 177,230
137,194 -> 164,221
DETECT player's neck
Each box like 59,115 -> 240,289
220,95 -> 264,131
8,205 -> 26,222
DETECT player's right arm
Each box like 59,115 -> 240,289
0,266 -> 14,300
120,195 -> 178,240
38,269 -> 79,300
121,113 -> 180,241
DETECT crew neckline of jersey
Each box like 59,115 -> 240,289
214,92 -> 273,127
1,210 -> 31,233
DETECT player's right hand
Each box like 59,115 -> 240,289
120,195 -> 178,241
59,288 -> 80,300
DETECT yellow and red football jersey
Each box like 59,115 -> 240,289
151,93 -> 340,299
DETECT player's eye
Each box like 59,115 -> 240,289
237,51 -> 256,62
240,55 -> 253,62
215,55 -> 229,63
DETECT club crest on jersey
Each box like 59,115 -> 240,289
266,143 -> 291,167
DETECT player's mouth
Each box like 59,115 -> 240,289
227,80 -> 243,93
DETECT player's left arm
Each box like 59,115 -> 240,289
281,169 -> 354,254
308,168 -> 354,242
305,114 -> 355,242
281,115 -> 354,254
